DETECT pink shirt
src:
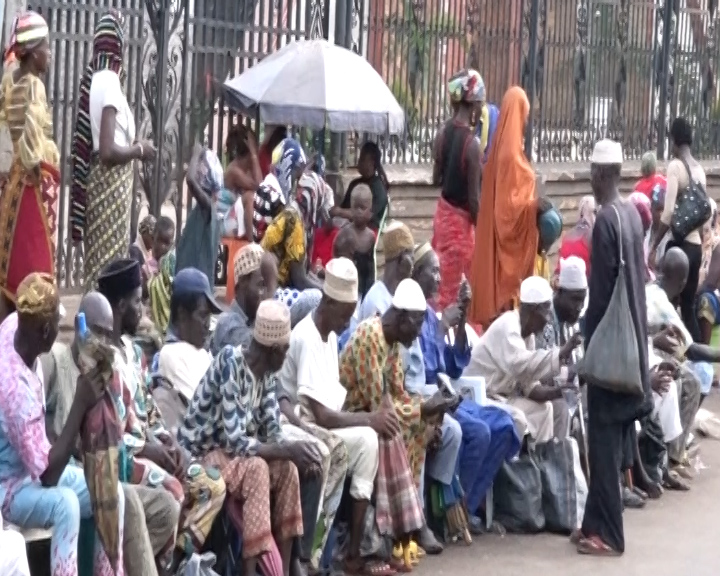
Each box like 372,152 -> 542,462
0,314 -> 51,504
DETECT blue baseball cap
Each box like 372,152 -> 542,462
172,267 -> 223,314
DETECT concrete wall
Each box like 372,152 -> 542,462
345,160 -> 720,268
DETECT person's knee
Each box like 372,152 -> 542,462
247,457 -> 271,487
52,487 -> 82,528
353,426 -> 380,471
442,415 -> 463,452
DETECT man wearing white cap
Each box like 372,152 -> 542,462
578,138 -> 651,556
281,258 -> 392,573
341,279 -> 457,560
464,276 -> 582,443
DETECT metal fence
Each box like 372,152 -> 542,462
24,0 -> 720,288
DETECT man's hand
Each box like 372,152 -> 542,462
653,326 -> 681,355
74,366 -> 109,414
424,425 -> 441,453
159,435 -> 188,477
421,391 -> 457,420
559,332 -> 583,362
286,441 -> 323,476
140,443 -> 178,474
441,305 -> 463,331
369,406 -> 401,438
457,278 -> 471,309
650,367 -> 674,395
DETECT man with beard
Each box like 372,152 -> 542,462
98,260 -> 226,571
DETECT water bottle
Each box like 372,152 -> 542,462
76,312 -> 97,372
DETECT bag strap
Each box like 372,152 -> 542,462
679,157 -> 705,195
610,204 -> 624,266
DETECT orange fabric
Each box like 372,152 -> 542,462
222,236 -> 249,303
468,86 -> 539,328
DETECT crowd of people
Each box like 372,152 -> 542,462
0,9 -> 717,576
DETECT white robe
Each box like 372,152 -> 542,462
648,341 -> 683,443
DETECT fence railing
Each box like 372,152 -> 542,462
24,0 -> 720,289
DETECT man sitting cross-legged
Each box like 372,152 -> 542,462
280,258 -> 397,575
179,300 -> 317,576
464,276 -> 583,444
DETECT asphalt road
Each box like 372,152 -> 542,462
415,395 -> 720,576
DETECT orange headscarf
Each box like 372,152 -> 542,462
468,86 -> 539,327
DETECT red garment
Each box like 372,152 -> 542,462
555,233 -> 591,278
0,161 -> 59,301
311,226 -> 339,268
633,173 -> 667,200
259,145 -> 272,177
432,197 -> 475,311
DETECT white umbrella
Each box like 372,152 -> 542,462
223,39 -> 405,135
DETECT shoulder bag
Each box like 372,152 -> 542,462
671,158 -> 711,242
578,204 -> 644,396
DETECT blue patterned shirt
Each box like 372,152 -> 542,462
178,345 -> 282,458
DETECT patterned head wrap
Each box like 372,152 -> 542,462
16,272 -> 59,318
254,300 -> 291,346
70,10 -> 126,243
138,215 -> 157,237
448,69 -> 485,104
233,243 -> 264,285
629,191 -> 652,231
4,11 -> 48,65
272,138 -> 307,203
577,195 -> 596,229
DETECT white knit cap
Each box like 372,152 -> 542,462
519,276 -> 553,304
324,257 -> 359,303
557,256 -> 588,290
590,138 -> 623,165
391,278 -> 427,312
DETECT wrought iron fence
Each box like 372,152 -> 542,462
24,0 -> 720,288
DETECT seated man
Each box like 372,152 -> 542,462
41,291 -> 181,576
646,247 -> 720,482
179,300 -> 317,576
0,273 -> 125,575
340,279 -> 456,567
281,258 -> 390,573
211,243 -> 270,354
410,244 -> 520,535
97,260 -> 226,568
464,276 -> 582,443
0,510 -> 30,575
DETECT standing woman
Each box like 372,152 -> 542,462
468,86 -> 539,328
431,69 -> 484,311
71,10 -> 156,292
0,12 -> 60,324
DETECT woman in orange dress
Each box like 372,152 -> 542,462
0,12 -> 60,323
468,86 -> 539,328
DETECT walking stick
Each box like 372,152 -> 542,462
576,392 -> 590,483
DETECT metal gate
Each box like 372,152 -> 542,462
25,0 -> 720,288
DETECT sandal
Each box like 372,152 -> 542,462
664,470 -> 690,491
577,535 -> 621,557
344,558 -> 396,576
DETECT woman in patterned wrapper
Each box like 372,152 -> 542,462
70,10 -> 157,292
0,12 -> 60,324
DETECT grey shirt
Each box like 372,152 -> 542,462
211,301 -> 253,356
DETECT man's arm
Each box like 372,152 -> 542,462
306,397 -> 373,430
432,128 -> 444,187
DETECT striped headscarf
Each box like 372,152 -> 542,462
272,138 -> 307,203
3,11 -> 48,66
70,10 -> 126,243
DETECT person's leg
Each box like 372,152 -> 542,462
267,460 -> 305,576
580,414 -> 625,554
130,484 -> 181,556
509,397 -> 554,443
122,484 -> 160,576
550,397 -> 570,439
175,464 -> 226,558
58,465 -> 125,576
680,242 -> 703,343
668,364 -> 702,466
3,481 -> 81,576
333,426 -> 380,568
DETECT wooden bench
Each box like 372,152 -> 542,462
6,522 -> 53,543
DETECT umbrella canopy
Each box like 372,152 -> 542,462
223,39 -> 405,135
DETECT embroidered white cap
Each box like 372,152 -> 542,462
590,138 -> 623,165
519,276 -> 553,304
558,256 -> 588,290
391,278 -> 427,312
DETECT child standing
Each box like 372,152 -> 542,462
334,183 -> 376,299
